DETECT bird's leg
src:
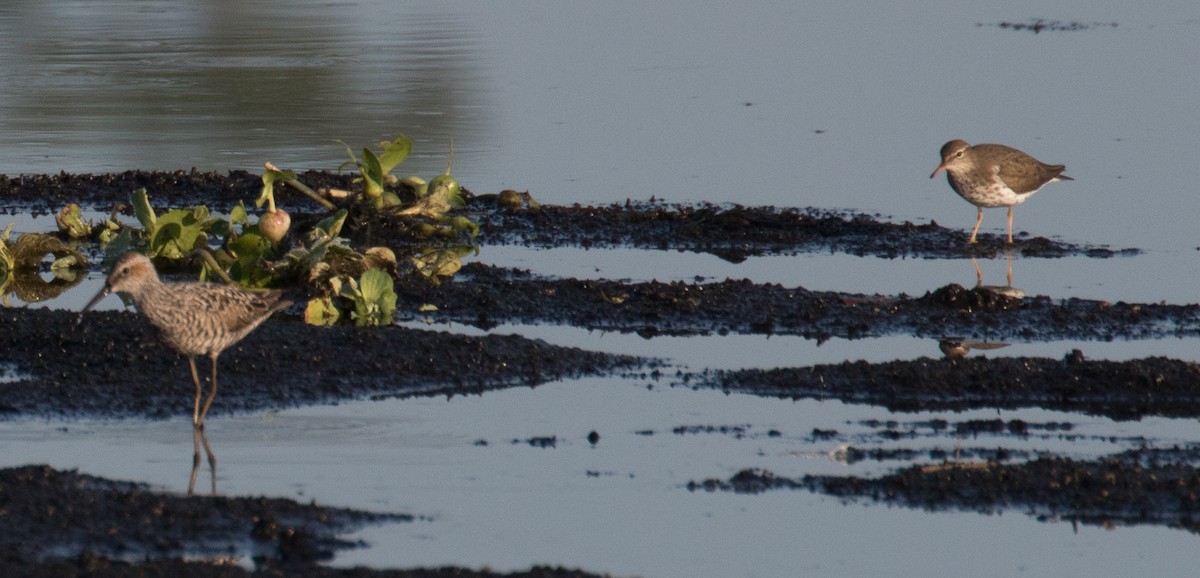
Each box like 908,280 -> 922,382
1006,207 -> 1014,244
196,354 -> 220,428
968,207 -> 984,244
971,258 -> 983,287
188,357 -> 203,426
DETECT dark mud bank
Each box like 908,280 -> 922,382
703,351 -> 1200,421
690,447 -> 1200,536
0,170 -> 1135,259
401,263 -> 1200,342
0,307 -> 647,420
0,466 -> 609,578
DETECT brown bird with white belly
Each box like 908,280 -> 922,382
930,139 -> 1072,244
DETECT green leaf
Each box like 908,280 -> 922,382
427,174 -> 464,209
359,268 -> 391,301
230,201 -> 248,225
401,175 -> 428,198
304,297 -> 341,326
410,247 -> 462,283
258,168 -> 296,210
150,206 -> 211,259
361,148 -> 384,196
131,188 -> 156,230
207,218 -> 232,240
225,232 -> 274,287
449,215 -> 479,237
55,204 -> 93,239
352,268 -> 396,326
376,135 -> 412,174
312,209 -> 348,239
335,139 -> 358,168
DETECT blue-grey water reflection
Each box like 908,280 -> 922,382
0,2 -> 487,177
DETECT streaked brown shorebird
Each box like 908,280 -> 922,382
930,140 -> 1072,244
81,252 -> 290,429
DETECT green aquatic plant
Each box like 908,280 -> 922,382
410,245 -> 472,284
348,267 -> 397,327
78,133 -> 481,325
304,265 -> 397,327
338,134 -> 413,208
104,188 -> 222,262
304,295 -> 341,325
397,142 -> 467,220
54,204 -> 93,239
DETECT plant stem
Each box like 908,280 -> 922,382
264,162 -> 336,210
190,249 -> 236,285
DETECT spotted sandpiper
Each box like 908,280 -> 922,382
930,140 -> 1072,244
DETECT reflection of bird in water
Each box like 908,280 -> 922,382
972,255 -> 1025,299
930,139 -> 1072,244
938,339 -> 1011,359
190,426 -> 217,496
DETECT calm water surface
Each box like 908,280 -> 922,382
2,1 -> 1200,577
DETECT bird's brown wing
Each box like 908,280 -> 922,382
983,146 -> 1069,194
211,288 -> 291,336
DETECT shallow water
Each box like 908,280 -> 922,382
3,1 -> 1200,577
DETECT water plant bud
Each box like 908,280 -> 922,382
260,209 -> 291,243
498,190 -> 522,209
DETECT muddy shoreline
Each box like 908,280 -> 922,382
689,447 -> 1200,536
2,171 -> 1197,576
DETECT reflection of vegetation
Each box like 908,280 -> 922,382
0,224 -> 88,305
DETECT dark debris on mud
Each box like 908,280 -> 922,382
705,350 -> 1200,421
1,307 -> 647,420
689,446 -> 1200,535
